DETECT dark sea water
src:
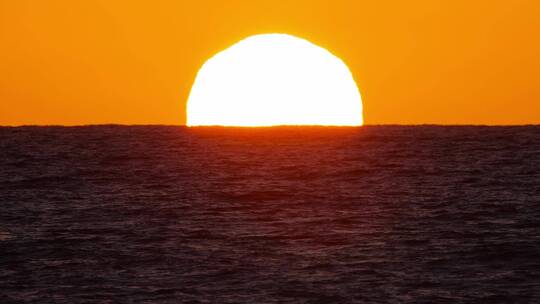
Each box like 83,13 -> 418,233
0,125 -> 539,303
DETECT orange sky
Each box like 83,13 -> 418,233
1,0 -> 539,126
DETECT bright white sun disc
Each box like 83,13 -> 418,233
187,34 -> 363,126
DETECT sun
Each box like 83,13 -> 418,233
186,34 -> 363,126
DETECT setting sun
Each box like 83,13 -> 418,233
1,2 -> 539,302
186,34 -> 363,127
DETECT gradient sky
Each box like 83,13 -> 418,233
1,0 -> 539,125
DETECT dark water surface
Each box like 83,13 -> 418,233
1,126 -> 539,303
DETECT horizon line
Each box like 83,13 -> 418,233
0,123 -> 539,128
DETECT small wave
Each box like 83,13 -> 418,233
0,230 -> 14,241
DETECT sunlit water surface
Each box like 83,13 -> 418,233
0,126 -> 539,303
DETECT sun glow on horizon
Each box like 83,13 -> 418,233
186,34 -> 363,127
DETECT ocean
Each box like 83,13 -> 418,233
0,125 -> 539,303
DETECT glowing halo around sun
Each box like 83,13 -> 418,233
186,34 -> 363,126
